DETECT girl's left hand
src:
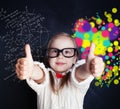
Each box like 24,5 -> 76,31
86,43 -> 104,77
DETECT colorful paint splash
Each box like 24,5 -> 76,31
72,8 -> 120,87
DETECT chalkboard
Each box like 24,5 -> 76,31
0,0 -> 120,109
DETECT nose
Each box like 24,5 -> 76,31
57,52 -> 64,58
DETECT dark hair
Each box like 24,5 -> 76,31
44,32 -> 79,94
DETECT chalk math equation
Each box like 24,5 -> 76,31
0,7 -> 50,82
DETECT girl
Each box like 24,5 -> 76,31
16,32 -> 104,109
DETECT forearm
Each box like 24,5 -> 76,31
75,63 -> 92,82
30,64 -> 45,83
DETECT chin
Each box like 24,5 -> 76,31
55,69 -> 68,73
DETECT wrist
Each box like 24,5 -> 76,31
77,64 -> 91,81
30,64 -> 44,80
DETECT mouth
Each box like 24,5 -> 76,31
56,62 -> 65,66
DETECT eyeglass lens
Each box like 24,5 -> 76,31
47,48 -> 76,58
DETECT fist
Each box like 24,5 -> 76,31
87,43 -> 104,77
90,57 -> 104,77
15,44 -> 34,80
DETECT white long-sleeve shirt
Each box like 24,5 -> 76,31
26,60 -> 94,109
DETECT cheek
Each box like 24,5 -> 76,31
66,57 -> 77,66
72,56 -> 77,64
49,59 -> 55,67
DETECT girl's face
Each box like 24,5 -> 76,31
48,36 -> 77,73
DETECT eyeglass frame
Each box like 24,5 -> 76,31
46,48 -> 77,58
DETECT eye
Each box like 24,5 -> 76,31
64,49 -> 72,54
51,49 -> 58,53
49,49 -> 58,55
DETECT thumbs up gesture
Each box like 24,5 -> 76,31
86,43 -> 104,77
16,44 -> 34,80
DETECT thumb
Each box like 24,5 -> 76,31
25,44 -> 33,61
23,44 -> 34,79
88,42 -> 95,60
86,42 -> 96,72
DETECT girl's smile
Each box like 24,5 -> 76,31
56,62 -> 66,66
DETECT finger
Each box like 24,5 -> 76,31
18,72 -> 25,80
17,58 -> 28,65
90,64 -> 98,72
90,61 -> 104,76
15,63 -> 19,71
16,68 -> 22,79
16,62 -> 28,73
15,69 -> 20,77
25,44 -> 33,60
16,70 -> 27,80
91,57 -> 103,64
19,65 -> 28,71
93,72 -> 102,77
86,42 -> 96,72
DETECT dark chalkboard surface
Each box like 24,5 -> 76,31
0,0 -> 120,109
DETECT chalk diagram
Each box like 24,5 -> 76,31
0,7 -> 50,82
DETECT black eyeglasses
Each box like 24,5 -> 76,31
46,48 -> 77,58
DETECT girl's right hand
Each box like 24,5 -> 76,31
15,44 -> 34,80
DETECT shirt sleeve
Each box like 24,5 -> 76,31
26,61 -> 49,94
71,59 -> 94,92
